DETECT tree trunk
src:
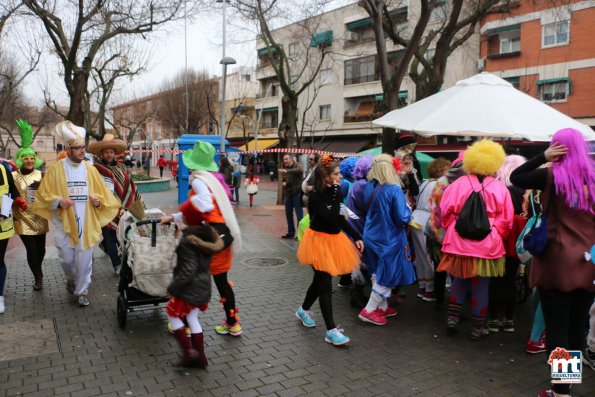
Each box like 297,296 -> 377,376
68,70 -> 89,126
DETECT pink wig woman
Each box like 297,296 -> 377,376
496,155 -> 526,187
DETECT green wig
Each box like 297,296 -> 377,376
15,119 -> 43,169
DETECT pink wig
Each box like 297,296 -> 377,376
551,128 -> 595,214
496,155 -> 526,187
452,150 -> 465,166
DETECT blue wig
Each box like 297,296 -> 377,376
339,157 -> 359,182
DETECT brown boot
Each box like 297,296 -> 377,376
33,276 -> 43,291
172,328 -> 199,367
191,333 -> 208,368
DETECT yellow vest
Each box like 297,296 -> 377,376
0,165 -> 15,240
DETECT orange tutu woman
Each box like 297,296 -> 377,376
295,155 -> 364,346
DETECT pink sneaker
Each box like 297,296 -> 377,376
376,306 -> 398,317
358,309 -> 388,325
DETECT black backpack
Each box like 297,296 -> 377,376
455,177 -> 493,241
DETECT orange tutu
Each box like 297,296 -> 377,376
210,246 -> 232,275
437,253 -> 505,279
297,229 -> 361,276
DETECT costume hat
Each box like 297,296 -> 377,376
54,121 -> 86,147
87,133 -> 127,156
182,141 -> 218,171
15,119 -> 43,169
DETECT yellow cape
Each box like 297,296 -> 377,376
31,159 -> 120,249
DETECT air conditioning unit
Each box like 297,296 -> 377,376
477,57 -> 486,71
345,31 -> 359,42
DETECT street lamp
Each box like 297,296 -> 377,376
220,56 -> 236,156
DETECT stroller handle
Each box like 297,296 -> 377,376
125,219 -> 159,247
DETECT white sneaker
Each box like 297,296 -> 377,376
0,296 -> 5,314
78,295 -> 90,307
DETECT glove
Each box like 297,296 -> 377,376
13,197 -> 28,211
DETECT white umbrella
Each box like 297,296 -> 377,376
373,72 -> 595,142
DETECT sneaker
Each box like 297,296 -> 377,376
376,306 -> 398,317
295,307 -> 316,328
416,288 -> 425,298
66,280 -> 75,294
583,348 -> 595,371
358,308 -> 388,325
447,317 -> 458,334
0,296 -> 4,314
421,291 -> 437,302
537,390 -> 555,397
281,234 -> 295,239
469,327 -> 489,341
78,295 -> 90,307
215,321 -> 243,336
337,282 -> 353,288
501,320 -> 515,332
325,328 -> 350,346
114,266 -> 121,277
526,339 -> 547,354
487,320 -> 501,333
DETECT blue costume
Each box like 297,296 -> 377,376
363,181 -> 416,288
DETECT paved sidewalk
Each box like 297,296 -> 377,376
0,186 -> 593,396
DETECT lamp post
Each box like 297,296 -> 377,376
220,57 -> 236,156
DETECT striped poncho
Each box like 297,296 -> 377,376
94,161 -> 145,230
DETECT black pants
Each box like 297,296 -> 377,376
302,269 -> 335,330
488,257 -> 519,320
101,226 -> 121,270
159,167 -> 164,178
539,288 -> 593,394
19,234 -> 46,282
0,238 -> 8,295
213,272 -> 237,325
428,239 -> 446,306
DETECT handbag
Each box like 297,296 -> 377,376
522,185 -> 553,257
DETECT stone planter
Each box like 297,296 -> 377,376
134,178 -> 171,193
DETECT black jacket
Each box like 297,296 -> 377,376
167,225 -> 224,306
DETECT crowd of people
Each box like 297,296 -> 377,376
0,118 -> 592,397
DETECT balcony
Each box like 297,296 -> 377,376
343,97 -> 384,124
487,50 -> 520,60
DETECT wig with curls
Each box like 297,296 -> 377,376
427,158 -> 452,179
496,155 -> 526,187
367,154 -> 400,185
352,156 -> 373,180
463,139 -> 505,176
550,128 -> 595,214
339,157 -> 358,181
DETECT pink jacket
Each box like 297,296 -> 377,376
440,175 -> 513,259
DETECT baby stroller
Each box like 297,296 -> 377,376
116,209 -> 178,329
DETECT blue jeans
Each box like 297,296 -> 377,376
284,191 -> 303,236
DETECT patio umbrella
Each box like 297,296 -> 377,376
373,72 -> 595,142
358,146 -> 433,179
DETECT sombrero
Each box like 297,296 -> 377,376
87,133 -> 127,156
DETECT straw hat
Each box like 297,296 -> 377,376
182,141 -> 218,171
87,133 -> 127,156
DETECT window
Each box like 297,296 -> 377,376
319,105 -> 331,120
430,0 -> 447,22
542,21 -> 569,47
156,122 -> 162,139
320,68 -> 332,85
504,76 -> 520,90
260,110 -> 278,129
539,80 -> 570,102
242,74 -> 251,82
288,42 -> 298,56
344,55 -> 378,85
499,30 -> 520,53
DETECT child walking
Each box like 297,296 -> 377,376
166,223 -> 224,368
245,171 -> 259,207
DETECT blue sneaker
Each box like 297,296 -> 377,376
295,307 -> 316,328
325,328 -> 350,346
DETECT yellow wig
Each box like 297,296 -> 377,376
367,154 -> 400,185
463,139 -> 506,176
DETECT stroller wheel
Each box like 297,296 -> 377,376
117,295 -> 128,329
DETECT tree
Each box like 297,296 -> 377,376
360,0 -> 432,152
23,0 -> 196,129
236,0 -> 333,149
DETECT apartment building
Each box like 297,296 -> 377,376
480,0 -> 595,130
254,0 -> 480,152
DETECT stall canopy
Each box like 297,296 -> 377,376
373,72 -> 595,142
237,139 -> 279,152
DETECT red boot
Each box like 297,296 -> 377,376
173,328 -> 199,367
191,333 -> 208,368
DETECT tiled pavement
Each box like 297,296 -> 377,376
0,186 -> 593,397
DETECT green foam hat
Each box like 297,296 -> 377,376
182,141 -> 218,171
15,119 -> 42,169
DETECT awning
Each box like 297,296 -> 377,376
504,76 -> 520,84
303,136 -> 376,153
375,91 -> 409,101
487,24 -> 520,36
310,30 -> 333,47
346,18 -> 372,30
258,106 -> 278,114
257,47 -> 278,57
537,77 -> 572,93
238,139 -> 280,152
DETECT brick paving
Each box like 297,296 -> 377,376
0,185 -> 593,397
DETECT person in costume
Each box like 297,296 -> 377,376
295,155 -> 363,346
0,149 -> 26,314
358,154 -> 415,326
336,157 -> 359,289
437,140 -> 513,340
244,170 -> 259,207
161,141 -> 243,336
12,119 -> 49,291
510,128 -> 595,397
167,223 -> 223,368
32,121 -> 120,307
88,134 -> 145,275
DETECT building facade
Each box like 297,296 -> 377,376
480,0 -> 595,130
